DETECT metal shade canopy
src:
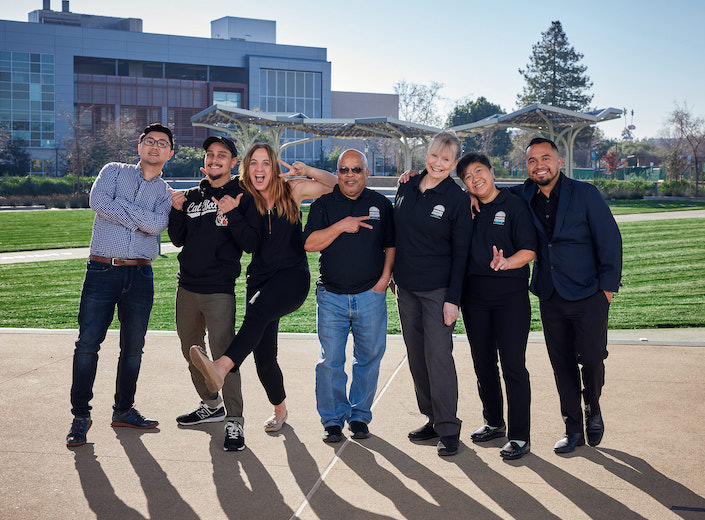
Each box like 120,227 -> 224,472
191,104 -> 442,170
450,103 -> 623,176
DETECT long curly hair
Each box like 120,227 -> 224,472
239,143 -> 300,224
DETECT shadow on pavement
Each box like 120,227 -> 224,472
341,437 -> 503,519
589,448 -> 705,518
115,428 -> 200,519
282,427 -> 396,519
73,443 -> 145,520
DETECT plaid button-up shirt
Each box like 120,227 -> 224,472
88,161 -> 172,260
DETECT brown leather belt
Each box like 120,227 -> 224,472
90,255 -> 151,266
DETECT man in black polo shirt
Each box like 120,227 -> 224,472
303,149 -> 395,443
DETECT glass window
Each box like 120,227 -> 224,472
42,74 -> 53,85
41,54 -> 53,64
12,52 -> 29,62
31,73 -> 40,84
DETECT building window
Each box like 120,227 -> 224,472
0,52 -> 54,148
259,69 -> 322,163
213,91 -> 241,107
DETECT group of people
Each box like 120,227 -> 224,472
66,122 -> 622,463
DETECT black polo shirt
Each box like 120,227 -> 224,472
530,173 -> 563,238
467,188 -> 536,280
303,185 -> 395,294
393,171 -> 472,305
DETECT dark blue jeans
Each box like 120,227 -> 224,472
70,260 -> 154,417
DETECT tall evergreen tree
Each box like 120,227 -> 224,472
517,21 -> 593,111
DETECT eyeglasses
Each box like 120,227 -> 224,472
142,137 -> 171,149
338,166 -> 364,174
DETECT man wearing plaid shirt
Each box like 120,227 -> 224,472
67,123 -> 174,447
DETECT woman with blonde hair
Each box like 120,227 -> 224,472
191,142 -> 336,433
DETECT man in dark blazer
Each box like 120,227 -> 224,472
511,137 -> 622,454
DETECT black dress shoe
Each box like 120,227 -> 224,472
500,441 -> 530,460
437,435 -> 460,456
586,412 -> 604,447
470,424 -> 506,443
408,422 -> 438,441
322,425 -> 343,443
349,421 -> 370,440
554,433 -> 585,453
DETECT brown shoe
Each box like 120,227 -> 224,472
189,345 -> 224,393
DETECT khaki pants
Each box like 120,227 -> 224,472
176,286 -> 244,423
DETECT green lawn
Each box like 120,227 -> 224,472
1,218 -> 703,332
606,199 -> 705,215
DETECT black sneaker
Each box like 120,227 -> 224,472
322,425 -> 344,443
437,435 -> 460,456
223,420 -> 245,451
177,402 -> 225,426
111,408 -> 158,429
349,421 -> 370,440
408,422 -> 438,441
66,416 -> 92,447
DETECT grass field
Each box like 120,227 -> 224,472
1,216 -> 704,332
1,200 -> 704,252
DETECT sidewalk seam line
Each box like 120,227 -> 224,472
289,354 -> 408,520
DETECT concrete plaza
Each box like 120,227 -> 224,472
0,327 -> 703,519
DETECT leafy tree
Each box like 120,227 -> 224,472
446,96 -> 511,158
165,146 -> 204,177
0,137 -> 31,176
600,150 -> 620,176
517,20 -> 593,111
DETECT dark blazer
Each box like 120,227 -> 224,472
511,174 -> 622,301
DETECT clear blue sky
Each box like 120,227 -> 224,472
4,0 -> 704,139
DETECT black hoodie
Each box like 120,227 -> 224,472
168,177 -> 261,294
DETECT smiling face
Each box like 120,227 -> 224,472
425,142 -> 459,183
337,150 -> 369,200
204,142 -> 237,187
526,141 -> 562,189
462,162 -> 498,203
138,130 -> 173,168
247,147 -> 273,193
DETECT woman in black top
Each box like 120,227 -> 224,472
190,143 -> 336,433
458,152 -> 536,460
394,131 -> 472,457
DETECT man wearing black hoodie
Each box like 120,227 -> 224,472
168,136 -> 260,451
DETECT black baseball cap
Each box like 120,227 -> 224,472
203,136 -> 237,157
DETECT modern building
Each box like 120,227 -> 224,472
1,1 -> 359,174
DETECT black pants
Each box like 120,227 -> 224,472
397,286 -> 461,437
540,290 -> 610,434
461,276 -> 531,442
224,267 -> 310,406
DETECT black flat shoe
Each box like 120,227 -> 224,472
470,424 -> 506,442
500,440 -> 530,460
349,421 -> 370,440
408,422 -> 438,441
586,412 -> 604,446
437,435 -> 460,456
554,433 -> 585,453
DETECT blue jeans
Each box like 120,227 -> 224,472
315,286 -> 387,428
70,261 -> 154,417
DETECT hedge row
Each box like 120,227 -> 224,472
0,175 -> 95,196
0,193 -> 89,208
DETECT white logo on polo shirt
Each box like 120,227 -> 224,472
368,206 -> 380,220
493,211 -> 506,226
431,205 -> 445,219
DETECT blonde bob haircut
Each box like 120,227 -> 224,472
239,143 -> 300,224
